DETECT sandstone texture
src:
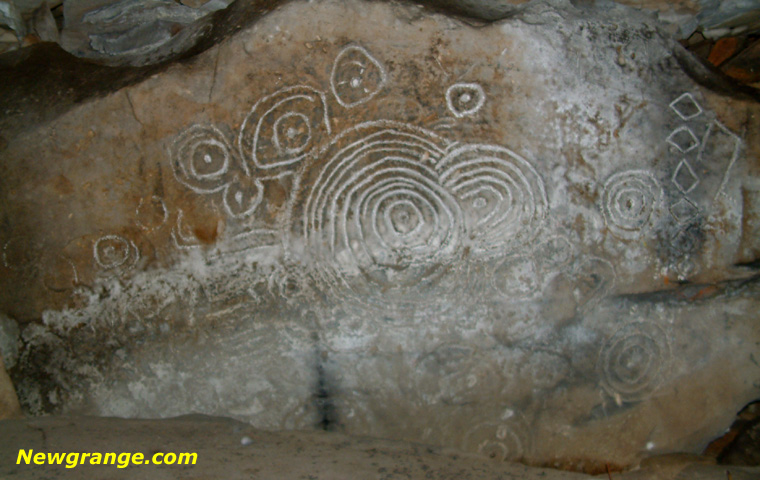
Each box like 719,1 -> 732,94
1,0 -> 760,470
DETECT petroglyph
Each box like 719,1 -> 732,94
300,121 -> 461,310
445,83 -> 486,118
669,93 -> 702,121
666,126 -> 699,154
462,412 -> 531,462
223,178 -> 264,218
665,93 -> 742,223
93,235 -> 139,273
135,196 -> 168,231
42,256 -> 79,292
171,209 -> 211,250
669,197 -> 699,225
171,124 -> 235,194
672,160 -> 699,195
696,120 -> 741,202
171,126 -> 263,220
670,226 -> 699,255
3,0 -> 759,469
238,85 -> 331,171
2,237 -> 35,271
598,321 -> 671,403
438,144 -> 547,256
601,170 -> 663,240
330,45 -> 387,108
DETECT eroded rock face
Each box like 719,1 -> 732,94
1,0 -> 759,469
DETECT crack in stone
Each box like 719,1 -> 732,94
209,45 -> 222,104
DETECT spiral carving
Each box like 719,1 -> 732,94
93,235 -> 139,272
330,45 -> 387,108
598,321 -> 671,402
301,121 -> 462,309
462,414 -> 531,461
238,85 -> 331,171
437,145 -> 547,256
171,125 -> 234,194
602,170 -> 663,239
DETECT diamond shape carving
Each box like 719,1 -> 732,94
666,126 -> 699,153
669,197 -> 699,224
672,160 -> 699,194
669,93 -> 702,120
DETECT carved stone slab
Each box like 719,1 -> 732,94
1,0 -> 759,469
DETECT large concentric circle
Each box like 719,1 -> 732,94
437,145 -> 547,256
171,125 -> 233,193
299,122 -> 462,310
601,170 -> 663,239
597,321 -> 671,402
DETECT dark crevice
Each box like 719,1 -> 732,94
411,0 -> 523,24
704,400 -> 760,465
613,272 -> 760,305
314,353 -> 335,432
672,40 -> 760,103
735,259 -> 760,270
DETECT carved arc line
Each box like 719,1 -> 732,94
303,122 -> 448,243
445,82 -> 486,118
337,164 -> 457,259
698,120 -> 742,202
330,45 -> 388,108
237,85 -> 332,173
253,94 -> 318,169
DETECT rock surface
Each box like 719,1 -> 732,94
1,0 -> 760,470
0,355 -> 21,419
59,0 -> 231,65
3,0 -> 760,62
3,415 -> 758,479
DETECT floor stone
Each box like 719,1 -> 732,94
1,415 -> 759,479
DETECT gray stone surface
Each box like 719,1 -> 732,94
58,0 -> 230,65
0,1 -> 26,37
1,0 -> 760,470
697,0 -> 760,36
29,3 -> 58,43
